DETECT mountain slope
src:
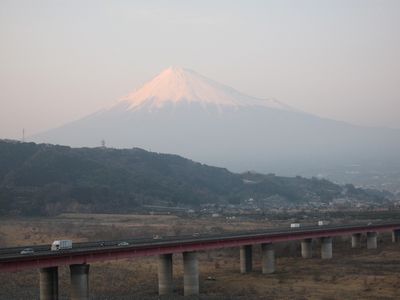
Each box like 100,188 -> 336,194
0,140 -> 391,216
32,67 -> 400,181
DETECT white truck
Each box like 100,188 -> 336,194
318,220 -> 328,226
51,240 -> 73,251
290,223 -> 300,228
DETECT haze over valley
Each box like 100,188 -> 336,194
32,67 -> 400,193
1,1 -> 400,299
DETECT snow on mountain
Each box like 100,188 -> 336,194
115,66 -> 290,112
32,66 -> 400,184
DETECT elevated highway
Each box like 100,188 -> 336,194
1,221 -> 400,299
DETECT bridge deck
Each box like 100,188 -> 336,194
1,222 -> 399,272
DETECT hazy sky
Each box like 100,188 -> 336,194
1,0 -> 399,139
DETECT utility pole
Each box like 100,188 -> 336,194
22,128 -> 25,142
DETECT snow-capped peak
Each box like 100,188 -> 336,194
119,66 -> 290,111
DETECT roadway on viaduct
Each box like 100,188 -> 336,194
2,221 -> 400,299
1,221 -> 400,272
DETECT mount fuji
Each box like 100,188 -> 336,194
33,67 -> 400,181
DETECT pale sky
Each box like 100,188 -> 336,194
1,0 -> 400,139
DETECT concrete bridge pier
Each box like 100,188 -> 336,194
351,233 -> 362,248
392,230 -> 400,243
70,264 -> 90,300
183,251 -> 199,296
301,238 -> 312,258
240,245 -> 253,274
39,266 -> 59,300
158,254 -> 173,295
320,237 -> 333,259
261,243 -> 275,274
367,232 -> 377,249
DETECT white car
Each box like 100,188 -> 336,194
20,248 -> 34,255
118,241 -> 129,246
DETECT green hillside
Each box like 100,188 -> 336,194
0,140 -> 390,216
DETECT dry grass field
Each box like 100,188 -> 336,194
0,214 -> 400,299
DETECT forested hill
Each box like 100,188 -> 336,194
0,140 -> 391,216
